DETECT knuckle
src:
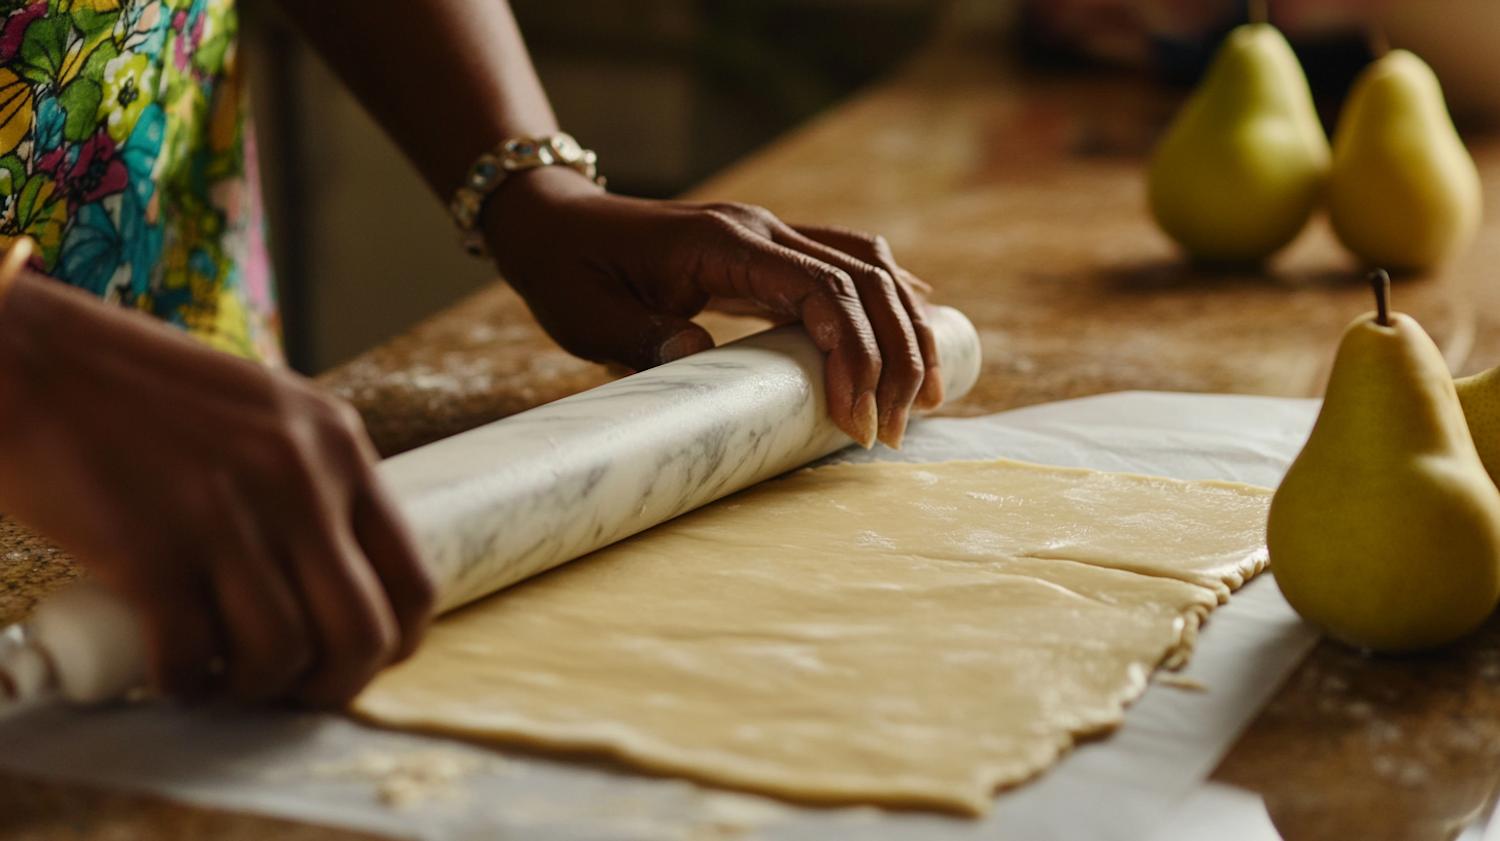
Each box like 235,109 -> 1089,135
329,398 -> 368,436
243,394 -> 312,464
739,203 -> 780,228
855,264 -> 896,292
696,208 -> 745,240
262,399 -> 370,489
864,232 -> 895,263
324,419 -> 374,468
814,264 -> 857,300
703,200 -> 757,220
237,366 -> 283,410
304,393 -> 358,437
687,214 -> 757,275
263,425 -> 321,489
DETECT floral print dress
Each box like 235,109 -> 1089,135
0,0 -> 280,364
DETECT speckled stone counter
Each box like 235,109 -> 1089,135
318,283 -> 616,459
9,20 -> 1500,841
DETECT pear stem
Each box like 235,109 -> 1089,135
1368,26 -> 1390,58
1370,269 -> 1392,326
1248,0 -> 1268,25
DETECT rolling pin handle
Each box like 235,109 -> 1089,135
29,581 -> 149,704
0,624 -> 52,702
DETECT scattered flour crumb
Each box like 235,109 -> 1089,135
309,748 -> 512,810
499,786 -> 789,840
693,791 -> 790,835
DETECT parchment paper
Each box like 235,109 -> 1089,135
0,391 -> 1328,840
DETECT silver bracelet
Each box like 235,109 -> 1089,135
449,132 -> 605,257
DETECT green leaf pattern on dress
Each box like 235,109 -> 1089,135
0,0 -> 280,364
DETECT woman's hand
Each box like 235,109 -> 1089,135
0,273 -> 434,707
275,0 -> 940,445
483,167 -> 944,449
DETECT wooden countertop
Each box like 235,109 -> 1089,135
9,20 -> 1500,841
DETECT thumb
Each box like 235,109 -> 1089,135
558,287 -> 715,371
635,315 -> 716,370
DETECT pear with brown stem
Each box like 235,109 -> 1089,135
1268,270 -> 1500,652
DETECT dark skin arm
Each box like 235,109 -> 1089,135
272,0 -> 942,448
0,241 -> 434,706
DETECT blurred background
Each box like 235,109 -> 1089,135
242,0 -> 1472,375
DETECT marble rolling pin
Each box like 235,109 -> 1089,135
0,307 -> 981,705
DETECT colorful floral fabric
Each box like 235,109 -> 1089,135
0,0 -> 280,364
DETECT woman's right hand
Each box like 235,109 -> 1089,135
0,267 -> 434,707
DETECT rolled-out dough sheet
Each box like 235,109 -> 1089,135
354,459 -> 1272,816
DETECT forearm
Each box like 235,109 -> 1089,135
271,0 -> 558,200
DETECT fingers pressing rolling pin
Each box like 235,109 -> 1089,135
484,167 -> 943,449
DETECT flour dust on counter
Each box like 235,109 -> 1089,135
353,458 -> 1273,816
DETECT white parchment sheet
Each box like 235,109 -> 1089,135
0,391 -> 1333,840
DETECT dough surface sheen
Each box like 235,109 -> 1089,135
354,458 -> 1273,815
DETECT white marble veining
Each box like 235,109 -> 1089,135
380,306 -> 982,613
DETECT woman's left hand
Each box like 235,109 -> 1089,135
482,167 -> 943,449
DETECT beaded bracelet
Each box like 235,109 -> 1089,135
449,133 -> 604,258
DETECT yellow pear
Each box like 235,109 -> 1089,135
1455,367 -> 1500,483
1267,272 -> 1500,652
1148,23 -> 1330,263
1327,50 -> 1483,272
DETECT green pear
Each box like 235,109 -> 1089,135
1327,50 -> 1483,272
1455,367 -> 1500,483
1267,273 -> 1500,652
1149,23 -> 1330,263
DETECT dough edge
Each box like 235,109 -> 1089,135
352,588 -> 1219,816
353,458 -> 1272,816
